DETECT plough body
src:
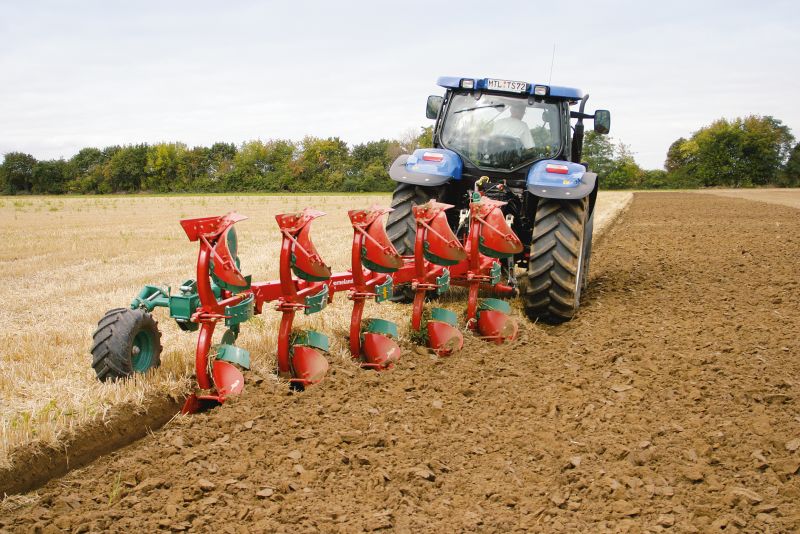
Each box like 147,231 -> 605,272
95,192 -> 523,413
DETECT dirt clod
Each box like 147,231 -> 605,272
612,499 -> 640,517
682,466 -> 705,483
657,514 -> 675,527
256,488 -> 273,498
772,458 -> 800,477
197,479 -> 215,492
728,487 -> 763,505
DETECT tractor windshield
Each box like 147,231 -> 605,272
440,93 -> 562,170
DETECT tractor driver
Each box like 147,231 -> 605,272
492,101 -> 534,150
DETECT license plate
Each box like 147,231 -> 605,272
486,78 -> 528,93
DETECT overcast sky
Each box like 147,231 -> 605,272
2,0 -> 798,169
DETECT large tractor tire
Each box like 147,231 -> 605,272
386,183 -> 438,255
91,308 -> 162,381
522,197 -> 592,323
580,209 -> 594,293
386,183 -> 438,302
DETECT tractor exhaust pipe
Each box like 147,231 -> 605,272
571,94 -> 590,164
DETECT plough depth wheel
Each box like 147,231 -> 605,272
91,308 -> 162,381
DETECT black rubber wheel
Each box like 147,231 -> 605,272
522,197 -> 591,323
386,183 -> 439,255
91,308 -> 163,382
580,210 -> 594,292
386,183 -> 438,302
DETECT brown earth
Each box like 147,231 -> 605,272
0,396 -> 181,496
701,188 -> 800,210
2,192 -> 799,533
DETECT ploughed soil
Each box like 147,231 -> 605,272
702,189 -> 800,210
2,192 -> 799,533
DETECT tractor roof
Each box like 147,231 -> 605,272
437,76 -> 583,101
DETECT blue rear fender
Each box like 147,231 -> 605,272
527,159 -> 597,200
389,149 -> 463,186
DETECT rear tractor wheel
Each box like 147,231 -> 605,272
386,182 -> 438,255
91,308 -> 163,381
385,182 -> 439,302
522,197 -> 593,323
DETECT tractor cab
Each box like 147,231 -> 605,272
415,77 -> 608,176
429,79 -> 573,172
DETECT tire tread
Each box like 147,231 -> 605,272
385,183 -> 438,302
522,197 -> 590,323
90,308 -> 162,382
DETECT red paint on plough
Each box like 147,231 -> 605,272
179,213 -> 251,413
347,207 -> 403,369
462,196 -> 523,343
113,190 -> 523,414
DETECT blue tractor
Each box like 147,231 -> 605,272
386,76 -> 611,323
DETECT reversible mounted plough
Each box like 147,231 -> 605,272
91,191 -> 523,413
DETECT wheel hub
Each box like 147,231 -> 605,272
131,330 -> 154,373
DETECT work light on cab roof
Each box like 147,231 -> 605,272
436,77 -> 584,100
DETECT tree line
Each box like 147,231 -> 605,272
2,115 -> 798,194
583,115 -> 799,189
0,129 -> 432,195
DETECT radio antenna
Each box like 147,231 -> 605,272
548,44 -> 556,84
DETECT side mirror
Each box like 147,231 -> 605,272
594,109 -> 611,134
426,95 -> 443,120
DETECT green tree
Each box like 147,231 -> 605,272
665,137 -> 691,173
781,142 -> 800,187
417,125 -> 433,149
603,158 -> 643,190
261,139 -> 297,191
144,143 -> 187,192
179,146 -> 212,191
226,140 -> 270,191
348,139 -> 395,192
665,115 -> 794,187
1,152 -> 37,194
581,132 -> 644,189
207,142 -> 237,185
351,139 -> 392,169
31,159 -> 69,194
100,144 -> 149,192
68,147 -> 104,176
640,169 -> 668,189
64,147 -> 105,193
222,139 -> 297,192
582,131 -> 615,177
293,136 -> 349,191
